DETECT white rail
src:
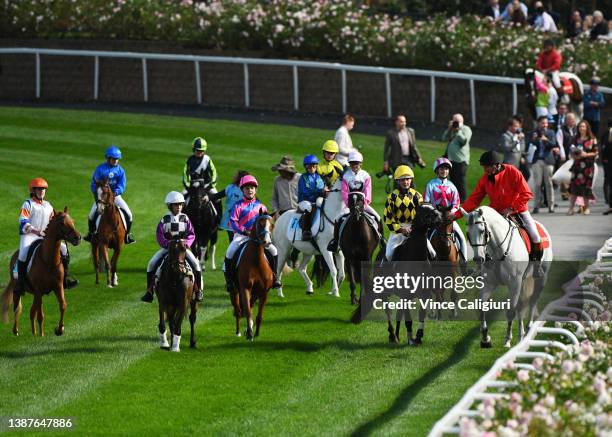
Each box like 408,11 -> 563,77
1,47 -> 610,125
429,236 -> 612,436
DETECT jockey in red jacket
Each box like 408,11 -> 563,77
536,39 -> 562,90
455,151 -> 543,261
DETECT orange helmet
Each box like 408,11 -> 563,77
29,177 -> 49,192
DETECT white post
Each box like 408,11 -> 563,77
243,63 -> 250,107
142,58 -> 148,102
385,72 -> 392,118
469,79 -> 476,126
341,69 -> 347,114
293,65 -> 299,111
512,83 -> 517,115
35,52 -> 41,99
430,76 -> 435,123
93,56 -> 99,100
194,61 -> 202,104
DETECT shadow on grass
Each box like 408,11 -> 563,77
349,325 -> 481,437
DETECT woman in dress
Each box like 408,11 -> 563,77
568,120 -> 599,215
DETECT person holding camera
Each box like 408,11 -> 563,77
528,116 -> 560,214
498,117 -> 526,169
442,113 -> 472,201
383,114 -> 425,175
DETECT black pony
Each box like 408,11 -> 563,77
185,179 -> 219,270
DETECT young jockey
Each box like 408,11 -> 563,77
327,150 -> 385,252
423,157 -> 468,260
84,146 -> 135,244
219,170 -> 250,242
297,154 -> 328,241
317,140 -> 344,186
182,137 -> 221,220
223,175 -> 281,292
141,191 -> 203,303
456,150 -> 543,263
383,166 -> 436,261
15,178 -> 78,295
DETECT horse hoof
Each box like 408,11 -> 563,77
190,342 -> 197,349
236,332 -> 241,337
327,291 -> 340,298
171,348 -> 180,353
306,290 -> 314,295
277,289 -> 285,298
54,326 -> 64,336
504,340 -> 512,348
107,284 -> 113,288
389,334 -> 399,344
408,338 -> 419,347
480,340 -> 493,349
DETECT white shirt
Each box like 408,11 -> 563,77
534,12 -> 558,33
547,86 -> 558,116
398,129 -> 410,156
334,126 -> 354,166
20,198 -> 53,234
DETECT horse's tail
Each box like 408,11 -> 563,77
311,255 -> 330,288
1,282 -> 13,324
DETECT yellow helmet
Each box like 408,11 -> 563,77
322,140 -> 339,154
394,165 -> 414,180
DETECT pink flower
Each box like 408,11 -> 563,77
517,369 -> 530,382
544,395 -> 555,407
561,360 -> 575,374
533,357 -> 544,370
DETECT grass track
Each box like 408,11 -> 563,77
0,107 -> 507,436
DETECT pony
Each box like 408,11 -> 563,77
461,206 -> 553,348
230,212 -> 274,341
272,179 -> 345,298
156,238 -> 196,352
185,178 -> 218,270
2,208 -> 81,336
91,180 -> 125,287
352,203 -> 442,346
524,68 -> 584,120
341,192 -> 382,305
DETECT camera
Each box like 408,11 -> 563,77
451,121 -> 459,129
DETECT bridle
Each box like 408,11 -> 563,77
466,209 -> 517,261
168,239 -> 189,277
251,215 -> 272,245
349,192 -> 365,221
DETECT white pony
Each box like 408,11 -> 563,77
461,206 -> 553,348
272,179 -> 345,298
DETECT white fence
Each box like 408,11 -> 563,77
429,236 -> 612,436
1,47 -> 611,126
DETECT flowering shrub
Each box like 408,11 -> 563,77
3,0 -> 611,84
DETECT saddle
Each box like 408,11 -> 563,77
507,214 -> 550,255
339,211 -> 380,243
228,239 -> 274,289
154,254 -> 194,286
95,208 -> 127,232
287,207 -> 322,242
12,239 -> 43,279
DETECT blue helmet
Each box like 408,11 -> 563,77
105,146 -> 122,159
303,154 -> 319,166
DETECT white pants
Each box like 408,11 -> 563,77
147,248 -> 201,273
550,71 -> 561,89
89,195 -> 132,221
225,234 -> 277,260
335,205 -> 381,222
19,234 -> 67,262
519,211 -> 541,243
530,160 -> 554,210
452,221 -> 468,260
385,225 -> 436,261
535,106 -> 548,118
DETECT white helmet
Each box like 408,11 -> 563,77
165,191 -> 185,205
348,150 -> 363,163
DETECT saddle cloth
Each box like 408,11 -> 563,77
95,209 -> 127,232
12,239 -> 43,279
339,212 -> 380,243
287,208 -> 321,242
508,215 -> 550,254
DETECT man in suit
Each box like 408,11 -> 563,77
483,0 -> 501,20
528,116 -> 561,213
383,114 -> 425,174
498,116 -> 526,169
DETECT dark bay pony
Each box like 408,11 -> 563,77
156,238 -> 196,352
91,180 -> 125,287
352,203 -> 442,346
341,192 -> 382,306
185,179 -> 218,270
230,211 -> 274,341
2,208 -> 81,336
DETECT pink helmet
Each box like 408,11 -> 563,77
433,157 -> 452,172
239,175 -> 258,188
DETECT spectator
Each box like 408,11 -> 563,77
500,0 -> 527,22
536,39 -> 562,90
509,0 -> 528,26
483,0 -> 501,21
603,19 -> 612,40
601,118 -> 612,215
590,10 -> 608,40
334,114 -> 356,167
442,113 -> 472,201
557,112 -> 577,200
567,10 -> 582,38
568,120 -> 598,215
531,1 -> 558,33
383,114 -> 425,173
528,116 -> 560,213
271,156 -> 300,216
498,116 -> 526,169
583,77 -> 605,138
553,102 -> 568,132
582,15 -> 593,34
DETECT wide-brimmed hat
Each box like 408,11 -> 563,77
271,155 -> 297,173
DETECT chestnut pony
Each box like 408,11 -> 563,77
91,180 -> 125,287
230,211 -> 274,341
2,208 -> 81,336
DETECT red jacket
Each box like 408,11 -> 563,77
536,49 -> 562,72
455,165 -> 533,217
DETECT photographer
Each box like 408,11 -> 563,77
528,116 -> 560,213
498,116 -> 526,169
383,114 -> 425,175
442,113 -> 472,201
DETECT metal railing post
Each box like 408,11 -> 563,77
243,63 -> 250,107
430,76 -> 435,123
341,69 -> 347,114
142,58 -> 148,102
35,52 -> 40,99
385,72 -> 392,118
293,65 -> 299,111
469,79 -> 476,126
93,56 -> 99,100
194,61 -> 202,104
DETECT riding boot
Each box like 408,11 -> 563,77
14,260 -> 28,296
140,272 -> 155,302
214,199 -> 223,226
83,219 -> 96,242
302,211 -> 312,241
327,221 -> 341,252
530,241 -> 545,278
224,257 -> 234,293
193,270 -> 203,302
124,217 -> 136,245
61,255 -> 79,289
377,218 -> 387,247
270,255 -> 282,289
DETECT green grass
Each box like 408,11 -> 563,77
0,107 -> 507,436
